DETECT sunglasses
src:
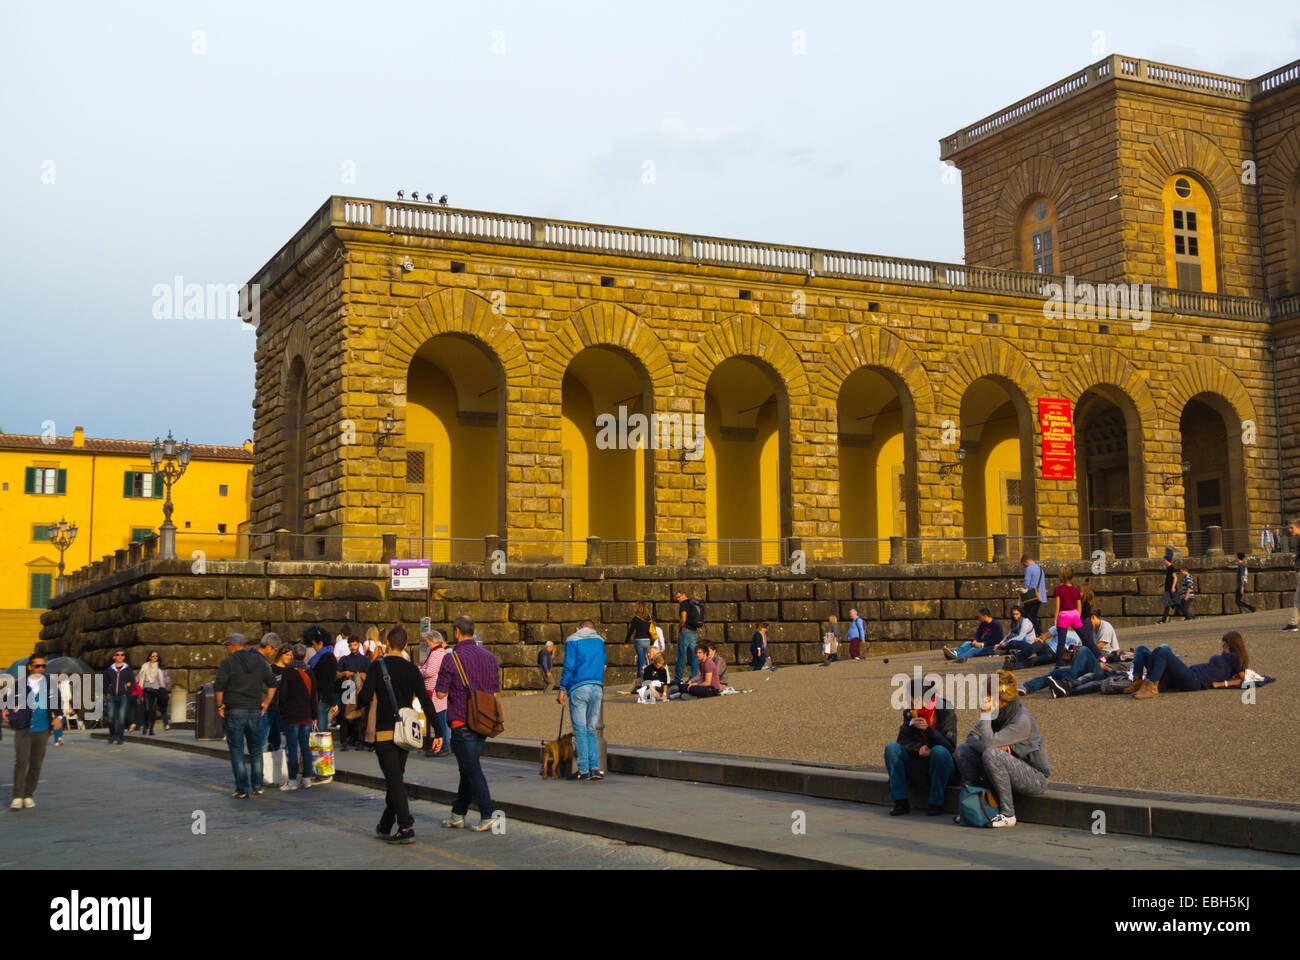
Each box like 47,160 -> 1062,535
29,663 -> 46,670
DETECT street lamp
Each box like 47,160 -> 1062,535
375,412 -> 397,456
938,447 -> 966,479
1161,460 -> 1192,491
47,518 -> 78,596
150,430 -> 192,559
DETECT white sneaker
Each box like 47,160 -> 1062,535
442,814 -> 466,829
989,813 -> 1017,828
279,780 -> 299,791
9,799 -> 21,810
298,777 -> 312,789
22,798 -> 34,809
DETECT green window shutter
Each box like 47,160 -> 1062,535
56,469 -> 67,495
24,467 -> 35,494
154,473 -> 164,498
30,573 -> 53,609
124,471 -> 135,497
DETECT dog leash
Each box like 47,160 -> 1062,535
556,703 -> 566,741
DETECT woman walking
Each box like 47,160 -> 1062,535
821,615 -> 841,666
420,630 -> 452,757
137,651 -> 171,735
1049,566 -> 1083,667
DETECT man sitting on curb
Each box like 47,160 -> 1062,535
884,678 -> 956,816
944,609 -> 1003,663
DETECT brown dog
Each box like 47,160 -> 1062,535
540,733 -> 575,779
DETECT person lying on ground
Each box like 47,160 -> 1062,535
943,609 -> 1003,662
1019,609 -> 1121,698
1002,625 -> 1081,670
884,678 -> 957,817
954,671 -> 1050,828
1126,631 -> 1249,700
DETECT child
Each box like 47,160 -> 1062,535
1174,565 -> 1197,620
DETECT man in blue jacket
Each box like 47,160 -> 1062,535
558,619 -> 607,782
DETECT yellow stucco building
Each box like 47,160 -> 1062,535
0,427 -> 253,664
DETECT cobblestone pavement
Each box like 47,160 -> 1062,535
0,732 -> 739,870
504,609 -> 1300,802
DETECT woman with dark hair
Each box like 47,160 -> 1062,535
1127,632 -> 1250,699
137,650 -> 170,735
625,601 -> 655,676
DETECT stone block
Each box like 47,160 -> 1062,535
509,602 -> 548,622
955,579 -> 1013,599
738,601 -> 779,621
226,579 -> 268,599
135,578 -> 226,600
456,602 -> 509,623
528,581 -> 573,602
865,619 -> 910,641
779,600 -> 838,622
270,579 -> 315,600
573,581 -> 614,603
912,620 -> 956,642
942,598 -> 984,620
840,600 -> 880,621
890,580 -> 954,599
320,579 -> 384,601
882,600 -> 943,620
852,580 -> 890,599
481,580 -> 530,602
546,602 -> 595,624
287,600 -> 356,622
813,580 -> 853,600
705,582 -> 748,602
430,580 -> 481,602
1123,595 -> 1165,616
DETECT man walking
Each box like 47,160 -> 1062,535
1234,553 -> 1257,614
435,615 -> 501,831
558,619 -> 607,782
750,622 -> 769,670
845,608 -> 866,661
356,626 -> 440,844
1019,553 -> 1046,634
3,654 -> 62,809
1284,519 -> 1300,632
674,590 -> 702,683
214,633 -> 276,799
102,649 -> 133,745
537,639 -> 555,692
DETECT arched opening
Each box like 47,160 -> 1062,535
1017,195 -> 1060,274
837,367 -> 919,563
1163,173 -> 1218,293
960,377 -> 1036,561
560,345 -> 655,564
1179,393 -> 1248,555
1075,388 -> 1147,558
704,356 -> 789,564
282,356 -> 308,559
405,333 -> 506,561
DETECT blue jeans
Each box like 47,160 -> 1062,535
883,742 -> 954,807
633,639 -> 650,673
264,709 -> 283,752
223,708 -> 268,792
568,684 -> 603,774
1024,646 -> 1103,693
1132,644 -> 1203,691
676,629 -> 698,682
105,695 -> 130,742
953,641 -> 998,659
316,698 -> 337,734
450,725 -> 495,818
285,722 -> 313,779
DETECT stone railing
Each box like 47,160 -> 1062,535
240,194 -> 1300,325
940,54 -> 1300,159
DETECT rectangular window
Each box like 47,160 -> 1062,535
1031,227 -> 1053,273
218,484 -> 228,497
217,523 -> 228,534
1172,204 -> 1202,291
32,522 -> 54,541
130,527 -> 154,543
25,467 -> 65,495
123,470 -> 163,498
30,573 -> 54,609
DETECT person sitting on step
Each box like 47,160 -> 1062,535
884,678 -> 957,817
954,670 -> 1050,829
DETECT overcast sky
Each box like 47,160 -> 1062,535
3,0 -> 1297,446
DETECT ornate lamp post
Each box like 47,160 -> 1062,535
150,430 -> 192,559
374,411 -> 397,456
47,518 -> 79,596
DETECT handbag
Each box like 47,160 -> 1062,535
451,651 -> 504,738
377,658 -> 425,752
956,783 -> 999,827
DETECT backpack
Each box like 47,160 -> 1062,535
956,784 -> 999,827
1100,672 -> 1132,694
688,599 -> 706,628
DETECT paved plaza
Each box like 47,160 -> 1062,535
505,609 -> 1300,803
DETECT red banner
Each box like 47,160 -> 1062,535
1038,398 -> 1074,481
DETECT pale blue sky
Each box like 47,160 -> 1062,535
2,0 -> 1297,445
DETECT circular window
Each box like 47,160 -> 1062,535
1034,201 -> 1048,221
1175,177 -> 1192,199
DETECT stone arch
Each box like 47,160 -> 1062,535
538,301 -> 675,396
681,314 -> 810,402
818,324 -> 934,412
1135,128 -> 1242,215
280,318 -> 315,401
1161,356 -> 1257,430
1260,126 -> 1300,294
1058,347 -> 1157,424
938,337 -> 1045,415
991,155 -> 1076,268
380,287 -> 530,385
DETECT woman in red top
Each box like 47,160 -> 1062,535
1051,566 -> 1083,666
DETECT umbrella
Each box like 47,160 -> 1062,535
44,657 -> 93,675
3,657 -> 30,679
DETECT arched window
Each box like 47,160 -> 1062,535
1163,174 -> 1217,292
1017,196 -> 1059,274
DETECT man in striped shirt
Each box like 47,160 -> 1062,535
434,615 -> 501,832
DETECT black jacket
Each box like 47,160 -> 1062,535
279,662 -> 319,724
103,664 -> 135,697
895,700 -> 958,754
357,655 -> 438,732
312,649 -> 339,704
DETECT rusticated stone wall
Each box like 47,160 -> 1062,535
39,556 -> 1298,694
